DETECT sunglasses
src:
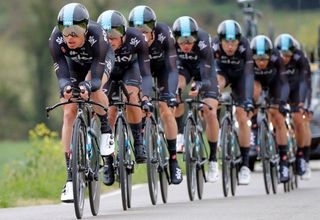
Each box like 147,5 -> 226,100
253,54 -> 270,61
58,23 -> 87,37
280,51 -> 293,57
106,28 -> 124,39
177,35 -> 197,45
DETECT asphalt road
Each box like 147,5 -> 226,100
1,161 -> 319,220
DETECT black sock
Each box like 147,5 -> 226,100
240,147 -> 250,167
303,146 -> 311,163
167,139 -> 177,160
175,115 -> 184,134
98,113 -> 112,134
130,123 -> 142,147
64,152 -> 72,181
209,141 -> 217,162
296,147 -> 304,158
278,145 -> 287,161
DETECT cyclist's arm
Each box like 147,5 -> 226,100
48,27 -> 72,92
305,58 -> 312,109
297,53 -> 308,103
90,29 -> 114,92
198,32 -> 214,90
163,26 -> 179,96
242,40 -> 254,102
134,31 -> 152,98
276,50 -> 289,103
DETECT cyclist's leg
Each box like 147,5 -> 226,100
157,69 -> 182,184
175,64 -> 192,152
302,112 -> 312,179
123,62 -> 146,163
233,73 -> 252,184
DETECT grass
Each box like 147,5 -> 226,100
0,141 -> 31,178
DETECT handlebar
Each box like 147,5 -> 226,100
183,98 -> 213,111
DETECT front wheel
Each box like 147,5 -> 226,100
159,132 -> 169,204
144,117 -> 158,205
259,120 -> 271,194
71,118 -> 86,219
184,118 -> 197,201
196,132 -> 205,200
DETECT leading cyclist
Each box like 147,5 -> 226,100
49,3 -> 114,202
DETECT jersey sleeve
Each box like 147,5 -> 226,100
198,32 -> 214,91
90,28 -> 112,92
275,50 -> 289,103
48,27 -> 71,92
242,39 -> 254,102
162,25 -> 179,96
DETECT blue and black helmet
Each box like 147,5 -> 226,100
97,10 -> 127,37
172,16 -> 199,42
217,19 -> 242,41
250,35 -> 273,57
274,34 -> 296,54
128,5 -> 157,32
57,3 -> 89,30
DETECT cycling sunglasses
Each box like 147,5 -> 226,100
106,28 -> 124,39
134,24 -> 153,33
253,54 -> 270,61
280,50 -> 293,57
177,35 -> 197,44
58,23 -> 87,37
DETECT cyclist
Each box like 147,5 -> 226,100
250,35 -> 290,182
212,19 -> 254,185
49,3 -> 114,202
128,5 -> 183,184
302,53 -> 313,180
274,33 -> 308,176
97,10 -> 153,185
172,16 -> 220,182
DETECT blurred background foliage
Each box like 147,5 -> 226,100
0,0 -> 319,140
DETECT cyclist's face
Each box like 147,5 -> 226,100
281,53 -> 292,65
108,36 -> 123,51
63,34 -> 85,49
254,58 -> 269,69
221,39 -> 239,56
178,42 -> 195,53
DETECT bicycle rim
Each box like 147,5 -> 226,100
71,118 -> 86,219
268,132 -> 278,194
159,132 -> 169,204
259,120 -> 271,194
184,118 -> 196,201
220,118 -> 231,197
196,132 -> 205,200
116,119 -> 128,210
144,118 -> 158,205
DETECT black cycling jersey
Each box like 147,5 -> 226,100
212,36 -> 254,103
283,49 -> 307,104
108,27 -> 152,97
176,28 -> 219,99
148,22 -> 179,98
253,49 -> 289,104
49,20 -> 114,93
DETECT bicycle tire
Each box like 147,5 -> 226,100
268,132 -> 278,194
184,118 -> 197,201
144,117 -> 158,205
115,118 -> 128,210
124,123 -> 132,209
230,129 -> 239,196
88,118 -> 101,216
196,131 -> 205,200
71,118 -> 86,219
159,131 -> 169,204
220,117 -> 231,197
259,119 -> 271,194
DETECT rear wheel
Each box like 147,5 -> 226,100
88,117 -> 101,216
71,118 -> 86,219
184,118 -> 197,201
220,117 -> 232,197
144,117 -> 158,205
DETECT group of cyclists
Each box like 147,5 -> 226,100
49,3 -> 313,203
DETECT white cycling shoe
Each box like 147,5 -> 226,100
207,161 -> 219,183
176,133 -> 184,153
301,162 -> 312,180
61,181 -> 74,203
238,166 -> 251,185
